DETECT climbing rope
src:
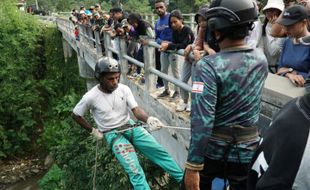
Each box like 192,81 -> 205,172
91,123 -> 189,190
92,139 -> 99,190
160,125 -> 191,130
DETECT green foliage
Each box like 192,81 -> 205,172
123,0 -> 152,13
1,1 -> 180,188
39,164 -> 64,190
0,0 -> 43,158
25,0 -> 211,13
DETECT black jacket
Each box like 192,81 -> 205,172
248,93 -> 310,190
167,25 -> 194,50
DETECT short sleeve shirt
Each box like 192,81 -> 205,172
73,83 -> 138,131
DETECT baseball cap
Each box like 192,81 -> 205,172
277,5 -> 308,26
93,12 -> 100,17
263,0 -> 284,12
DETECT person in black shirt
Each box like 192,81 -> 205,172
159,10 -> 195,99
127,13 -> 155,77
248,92 -> 310,190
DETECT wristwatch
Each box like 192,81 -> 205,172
281,68 -> 294,76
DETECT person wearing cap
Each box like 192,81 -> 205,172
182,0 -> 268,189
247,92 -> 310,190
92,12 -> 105,31
100,12 -> 114,33
261,0 -> 286,73
78,10 -> 88,25
94,3 -> 101,12
89,6 -> 95,13
72,57 -> 183,189
275,5 -> 310,87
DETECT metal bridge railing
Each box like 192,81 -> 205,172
57,18 -> 193,93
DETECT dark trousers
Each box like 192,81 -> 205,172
155,49 -> 163,86
136,46 -> 143,74
181,157 -> 249,190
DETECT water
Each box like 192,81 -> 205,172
5,175 -> 41,190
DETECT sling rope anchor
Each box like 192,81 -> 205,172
91,123 -> 190,190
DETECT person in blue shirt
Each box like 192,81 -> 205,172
276,5 -> 310,87
155,0 -> 180,99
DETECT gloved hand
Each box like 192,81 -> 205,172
147,116 -> 164,131
90,128 -> 103,140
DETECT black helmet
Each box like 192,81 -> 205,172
94,57 -> 120,79
206,0 -> 258,31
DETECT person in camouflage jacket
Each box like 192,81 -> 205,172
183,0 -> 268,190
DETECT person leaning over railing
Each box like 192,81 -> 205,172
78,10 -> 88,25
154,0 -> 179,97
92,12 -> 105,32
121,20 -> 139,75
275,5 -> 310,87
127,13 -> 155,81
261,0 -> 286,73
109,8 -> 128,59
159,10 -> 194,100
176,5 -> 215,112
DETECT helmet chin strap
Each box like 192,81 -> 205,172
210,31 -> 225,44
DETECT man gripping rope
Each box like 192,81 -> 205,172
72,57 -> 183,189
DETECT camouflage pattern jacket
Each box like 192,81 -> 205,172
186,47 -> 268,170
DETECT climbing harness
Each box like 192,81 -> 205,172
91,122 -> 189,190
210,125 -> 258,190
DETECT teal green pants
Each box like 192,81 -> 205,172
104,124 -> 183,190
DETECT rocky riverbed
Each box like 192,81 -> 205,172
0,155 -> 53,190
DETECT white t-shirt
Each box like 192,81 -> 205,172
73,83 -> 138,131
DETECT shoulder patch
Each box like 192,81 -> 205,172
192,82 -> 204,93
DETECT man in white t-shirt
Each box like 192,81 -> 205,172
72,57 -> 183,189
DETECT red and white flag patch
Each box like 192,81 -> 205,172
192,82 -> 204,93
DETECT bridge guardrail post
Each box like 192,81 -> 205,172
94,30 -> 102,57
190,14 -> 195,31
151,15 -> 155,27
103,32 -> 113,58
86,26 -> 93,47
143,42 -> 156,93
119,38 -> 129,82
79,25 -> 86,46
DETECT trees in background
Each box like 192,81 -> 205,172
25,0 -> 210,13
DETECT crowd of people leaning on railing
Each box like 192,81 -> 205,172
68,0 -> 310,113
